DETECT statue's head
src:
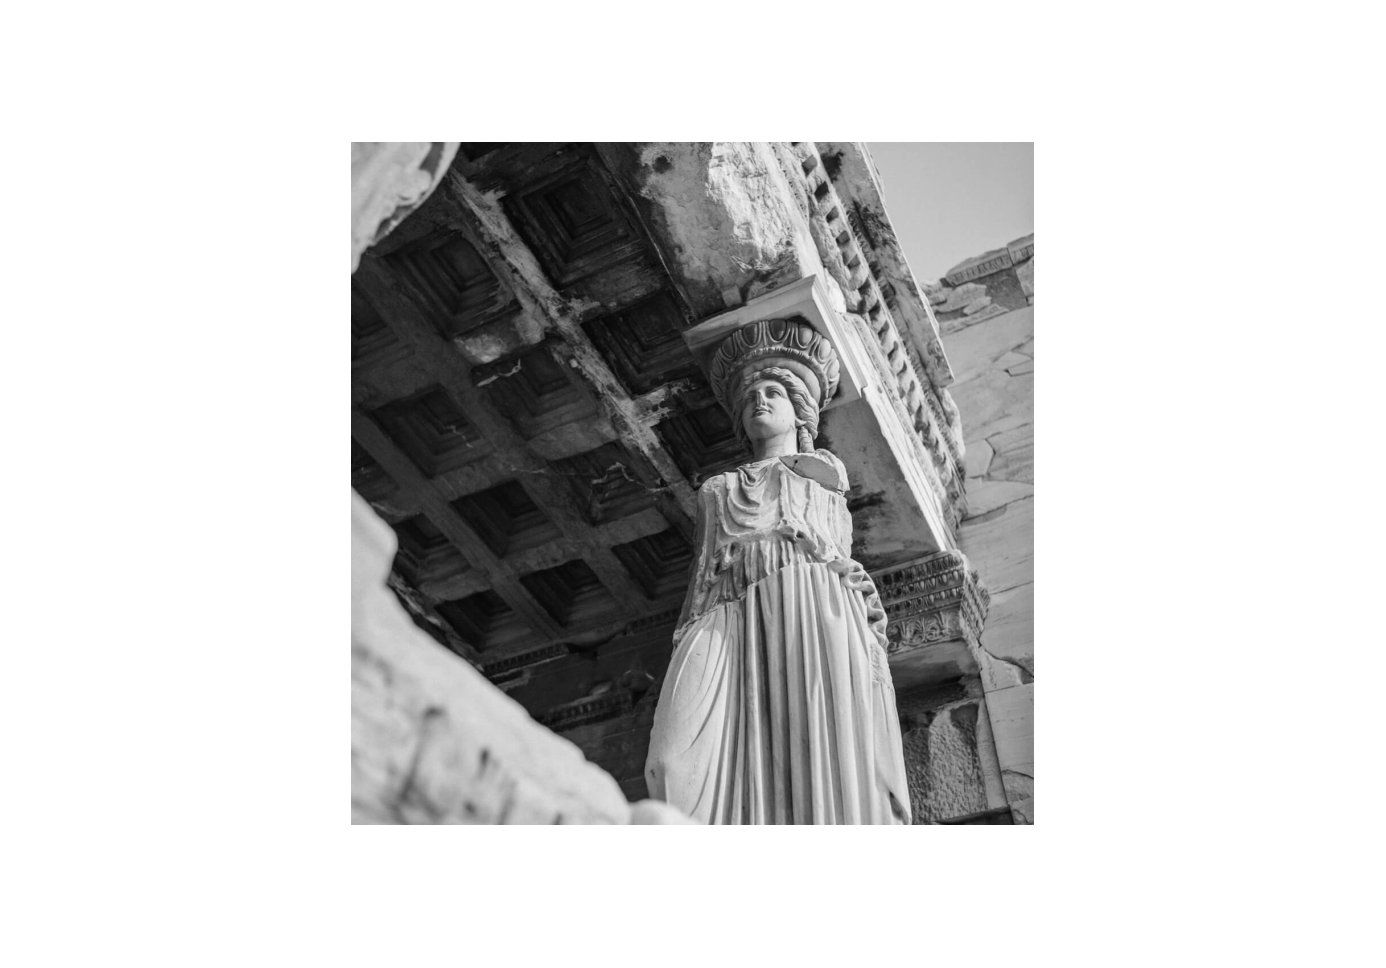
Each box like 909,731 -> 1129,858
709,317 -> 840,455
735,366 -> 819,453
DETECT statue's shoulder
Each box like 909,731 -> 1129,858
814,448 -> 848,480
780,449 -> 848,494
696,472 -> 729,496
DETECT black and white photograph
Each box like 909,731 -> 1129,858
11,4 -> 1384,961
351,142 -> 1034,825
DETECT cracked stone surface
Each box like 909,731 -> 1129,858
959,497 -> 1033,597
629,142 -> 821,318
1002,768 -> 1034,802
965,437 -> 994,478
978,584 -> 1033,680
952,368 -> 1033,443
986,424 -> 1033,484
934,247 -> 1034,823
942,307 -> 1035,385
964,478 -> 1034,517
987,683 -> 1033,804
1017,257 -> 1034,299
941,290 -> 1033,673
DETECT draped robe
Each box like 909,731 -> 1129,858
645,451 -> 911,824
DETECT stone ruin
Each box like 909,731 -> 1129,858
350,142 -> 1033,824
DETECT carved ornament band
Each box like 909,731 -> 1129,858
872,550 -> 990,651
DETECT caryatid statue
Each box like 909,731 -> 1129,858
645,318 -> 911,824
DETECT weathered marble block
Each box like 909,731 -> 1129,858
352,491 -> 694,824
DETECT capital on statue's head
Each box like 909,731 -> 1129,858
708,317 -> 841,419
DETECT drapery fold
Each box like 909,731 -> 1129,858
647,457 -> 910,825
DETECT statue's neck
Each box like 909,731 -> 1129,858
751,432 -> 799,461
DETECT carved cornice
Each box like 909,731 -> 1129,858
479,605 -> 681,686
782,143 -> 969,534
874,551 -> 990,652
624,607 -> 682,635
480,642 -> 570,679
537,689 -> 635,731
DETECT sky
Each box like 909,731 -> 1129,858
865,143 -> 1033,282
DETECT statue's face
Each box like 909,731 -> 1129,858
741,378 -> 797,442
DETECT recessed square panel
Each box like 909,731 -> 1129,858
472,342 -> 597,439
555,442 -> 658,524
504,164 -> 644,285
392,515 -> 468,585
501,154 -> 658,309
451,480 -> 560,558
657,403 -> 743,484
369,387 -> 489,478
520,559 -> 617,626
582,291 -> 702,396
384,234 -> 518,339
435,590 -> 528,653
351,284 -> 408,370
351,440 -> 397,503
612,529 -> 693,600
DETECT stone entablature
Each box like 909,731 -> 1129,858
939,232 -> 1034,288
872,547 -> 1031,824
777,143 -> 969,534
814,144 -> 968,494
871,550 -> 992,694
927,233 -> 1034,335
876,550 -> 989,651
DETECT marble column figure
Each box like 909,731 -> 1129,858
646,318 -> 911,824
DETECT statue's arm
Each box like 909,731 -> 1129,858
671,477 -> 720,642
810,448 -> 855,556
812,450 -> 891,675
814,448 -> 849,490
830,556 -> 888,651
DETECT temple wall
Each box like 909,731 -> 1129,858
927,236 -> 1034,821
